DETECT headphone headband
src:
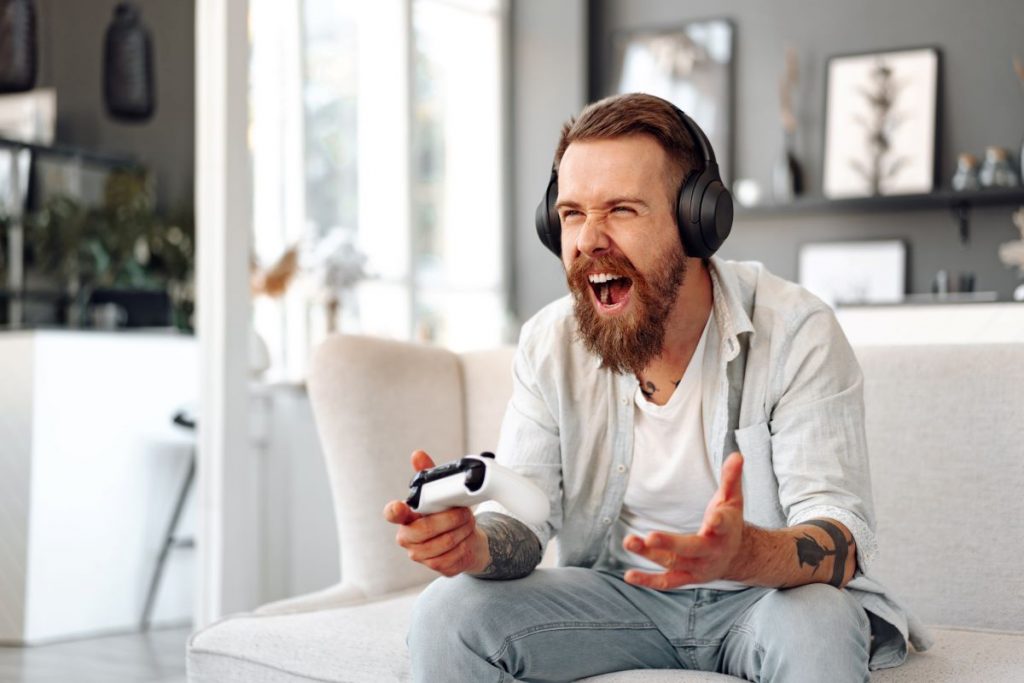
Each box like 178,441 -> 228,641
672,105 -> 717,169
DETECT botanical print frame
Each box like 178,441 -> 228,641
798,239 -> 907,308
822,47 -> 940,198
611,19 -> 734,183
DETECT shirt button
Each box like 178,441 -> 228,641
616,464 -> 627,474
602,516 -> 612,525
621,397 -> 630,406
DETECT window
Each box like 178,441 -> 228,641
250,0 -> 510,382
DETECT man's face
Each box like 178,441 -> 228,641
555,134 -> 688,375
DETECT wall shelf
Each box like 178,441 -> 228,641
736,187 -> 1024,218
735,187 -> 1024,243
0,136 -> 139,170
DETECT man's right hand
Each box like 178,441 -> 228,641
383,450 -> 492,577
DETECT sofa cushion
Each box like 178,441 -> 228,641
188,589 -> 1023,682
188,588 -> 423,683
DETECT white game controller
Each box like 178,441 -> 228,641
405,452 -> 550,526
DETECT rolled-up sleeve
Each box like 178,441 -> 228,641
476,325 -> 564,553
769,306 -> 878,573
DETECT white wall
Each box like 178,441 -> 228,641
260,385 -> 339,602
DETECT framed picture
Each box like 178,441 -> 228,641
798,239 -> 907,307
822,47 -> 940,198
610,19 -> 734,183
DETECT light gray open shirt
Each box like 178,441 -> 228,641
479,257 -> 932,670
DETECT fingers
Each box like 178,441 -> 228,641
395,506 -> 473,546
419,533 -> 480,576
645,531 -> 708,555
624,568 -> 697,591
625,532 -> 711,564
383,500 -> 421,526
411,450 -> 436,472
622,533 -> 706,590
719,452 -> 744,504
404,519 -> 477,563
383,452 -> 436,525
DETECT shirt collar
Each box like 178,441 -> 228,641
708,257 -> 754,362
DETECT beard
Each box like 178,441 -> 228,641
567,244 -> 688,376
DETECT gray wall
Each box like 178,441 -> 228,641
35,0 -> 195,211
511,0 -> 1024,321
510,0 -> 589,323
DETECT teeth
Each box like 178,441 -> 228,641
588,273 -> 621,284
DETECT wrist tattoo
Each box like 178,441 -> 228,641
796,519 -> 854,588
473,512 -> 541,580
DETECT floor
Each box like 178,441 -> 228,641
0,626 -> 190,683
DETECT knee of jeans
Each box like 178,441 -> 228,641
408,575 -> 495,652
752,584 -> 869,644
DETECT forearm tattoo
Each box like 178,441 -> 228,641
472,512 -> 542,580
795,519 -> 855,588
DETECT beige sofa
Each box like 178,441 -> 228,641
188,335 -> 1024,682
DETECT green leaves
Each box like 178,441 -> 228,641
22,169 -> 196,329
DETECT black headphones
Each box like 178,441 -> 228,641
534,102 -> 733,260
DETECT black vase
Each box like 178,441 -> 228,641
0,0 -> 37,93
103,2 -> 155,121
772,136 -> 804,203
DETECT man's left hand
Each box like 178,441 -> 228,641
623,451 -> 746,590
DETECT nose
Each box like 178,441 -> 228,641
574,212 -> 610,258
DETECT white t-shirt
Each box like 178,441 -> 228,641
606,314 -> 746,591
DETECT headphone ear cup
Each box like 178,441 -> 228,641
676,171 -> 704,257
699,181 -> 733,255
675,169 -> 733,259
535,172 -> 561,257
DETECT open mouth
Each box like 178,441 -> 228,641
588,272 -> 634,311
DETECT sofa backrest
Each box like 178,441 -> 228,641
857,343 -> 1024,632
458,347 -> 516,455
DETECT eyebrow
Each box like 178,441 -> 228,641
554,196 -> 650,211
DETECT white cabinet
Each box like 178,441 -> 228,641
0,331 -> 197,644
837,302 -> 1024,346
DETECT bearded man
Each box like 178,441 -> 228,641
384,93 -> 925,682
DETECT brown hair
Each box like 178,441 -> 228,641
552,93 -> 701,198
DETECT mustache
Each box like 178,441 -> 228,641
567,253 -> 642,292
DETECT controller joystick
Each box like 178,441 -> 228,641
405,452 -> 550,525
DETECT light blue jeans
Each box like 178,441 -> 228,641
408,567 -> 871,683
